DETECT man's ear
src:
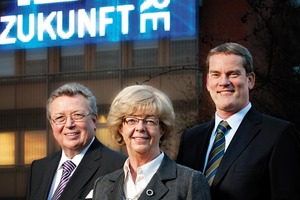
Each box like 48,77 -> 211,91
205,74 -> 211,92
248,72 -> 256,89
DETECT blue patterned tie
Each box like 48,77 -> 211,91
205,120 -> 231,186
52,160 -> 76,200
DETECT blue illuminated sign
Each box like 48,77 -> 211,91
0,0 -> 197,50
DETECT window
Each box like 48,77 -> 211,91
0,131 -> 46,166
0,132 -> 15,165
60,45 -> 84,72
96,42 -> 121,70
0,50 -> 15,77
96,128 -> 121,152
132,40 -> 158,67
24,131 -> 47,164
294,0 -> 300,7
25,48 -> 48,75
293,66 -> 300,81
293,66 -> 300,74
170,37 -> 197,66
199,0 -> 203,6
96,114 -> 121,151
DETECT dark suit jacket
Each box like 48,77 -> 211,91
177,107 -> 300,200
26,137 -> 127,200
93,153 -> 211,200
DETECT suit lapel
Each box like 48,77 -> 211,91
106,154 -> 174,200
213,108 -> 262,185
40,153 -> 61,199
199,121 -> 215,171
107,170 -> 125,199
60,138 -> 103,199
139,175 -> 169,200
139,154 -> 175,200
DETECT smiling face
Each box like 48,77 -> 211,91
49,94 -> 97,158
206,53 -> 255,119
119,114 -> 162,161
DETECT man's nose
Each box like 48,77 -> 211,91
65,116 -> 75,126
219,75 -> 230,85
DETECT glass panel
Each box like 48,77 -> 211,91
24,131 -> 47,164
0,132 -> 15,165
170,38 -> 197,65
294,0 -> 300,6
132,40 -> 158,67
96,42 -> 121,70
293,66 -> 300,81
60,45 -> 84,72
25,48 -> 47,75
0,50 -> 15,77
96,128 -> 121,151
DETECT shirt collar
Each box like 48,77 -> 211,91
58,136 -> 95,169
215,103 -> 252,134
123,151 -> 164,183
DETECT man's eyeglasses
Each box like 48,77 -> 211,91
51,113 -> 93,125
123,116 -> 160,128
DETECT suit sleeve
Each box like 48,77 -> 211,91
186,171 -> 211,200
270,123 -> 300,198
93,176 -> 106,200
26,163 -> 33,200
26,160 -> 37,200
176,130 -> 186,164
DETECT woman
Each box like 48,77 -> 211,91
93,85 -> 211,200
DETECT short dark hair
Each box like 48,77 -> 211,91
206,42 -> 254,73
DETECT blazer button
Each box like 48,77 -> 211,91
146,189 -> 154,196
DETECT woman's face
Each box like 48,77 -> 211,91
119,115 -> 162,159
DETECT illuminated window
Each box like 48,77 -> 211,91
0,132 -> 15,165
60,45 -> 84,72
132,40 -> 158,67
0,50 -> 15,77
96,128 -> 121,152
98,114 -> 107,124
25,48 -> 47,75
24,131 -> 47,164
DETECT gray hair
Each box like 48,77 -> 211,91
46,82 -> 98,121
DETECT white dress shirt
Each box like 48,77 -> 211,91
47,137 -> 95,200
203,103 -> 251,172
123,152 -> 164,200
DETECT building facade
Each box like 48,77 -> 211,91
2,0 -> 299,199
0,0 -> 201,199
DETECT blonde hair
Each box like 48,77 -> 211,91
107,85 -> 175,145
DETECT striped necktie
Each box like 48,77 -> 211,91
205,120 -> 231,186
52,160 -> 76,200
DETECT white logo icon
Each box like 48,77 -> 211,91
18,0 -> 79,6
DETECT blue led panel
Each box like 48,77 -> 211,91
0,0 -> 197,50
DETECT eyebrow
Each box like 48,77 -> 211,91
209,69 -> 243,74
